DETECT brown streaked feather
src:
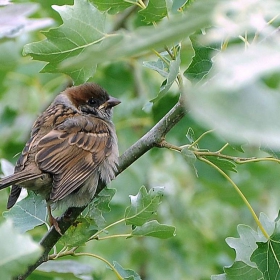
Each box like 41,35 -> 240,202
15,133 -> 38,170
36,115 -> 112,202
50,156 -> 93,200
14,104 -> 74,173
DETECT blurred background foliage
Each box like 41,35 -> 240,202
1,0 -> 280,279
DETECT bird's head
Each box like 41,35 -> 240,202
64,83 -> 121,120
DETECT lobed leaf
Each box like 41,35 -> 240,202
93,187 -> 116,213
224,261 -> 263,280
214,213 -> 275,279
226,225 -> 262,267
251,214 -> 280,280
113,261 -> 141,280
125,186 -> 164,226
59,0 -> 217,82
85,187 -> 116,227
3,192 -> 47,233
139,0 -> 167,23
249,213 -> 280,278
23,0 -> 217,84
184,36 -> 218,82
251,238 -> 280,280
23,0 -> 106,84
132,220 -> 175,239
59,217 -> 97,247
90,0 -> 135,14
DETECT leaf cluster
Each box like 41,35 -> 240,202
1,0 -> 280,279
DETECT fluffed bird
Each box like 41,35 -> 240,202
0,83 -> 120,233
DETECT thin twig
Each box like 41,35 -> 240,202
199,156 -> 270,239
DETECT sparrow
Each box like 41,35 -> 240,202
0,82 -> 120,233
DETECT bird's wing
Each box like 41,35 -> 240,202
36,115 -> 113,202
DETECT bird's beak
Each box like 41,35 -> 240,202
99,96 -> 121,110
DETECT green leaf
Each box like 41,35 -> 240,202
184,36 -> 218,81
229,144 -> 245,153
143,58 -> 169,78
224,261 -> 263,280
261,146 -> 280,159
125,186 -> 164,226
90,0 -> 135,14
0,3 -> 53,41
132,220 -> 175,239
226,225 -> 261,267
251,214 -> 280,280
181,147 -> 198,177
93,187 -> 116,213
181,147 -> 196,165
150,46 -> 181,102
251,238 -> 280,279
189,43 -> 280,149
3,192 -> 47,233
37,260 -> 94,279
146,45 -> 181,103
139,0 -> 167,23
85,187 -> 116,227
59,217 -> 97,247
214,213 -> 275,280
186,127 -> 197,145
0,219 -> 42,279
143,45 -> 183,102
144,37 -> 193,80
85,206 -> 106,229
259,212 -> 275,236
113,261 -> 141,280
60,0 -> 217,81
207,156 -> 237,173
23,0 -> 106,84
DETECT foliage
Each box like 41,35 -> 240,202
1,0 -> 280,279
0,219 -> 42,279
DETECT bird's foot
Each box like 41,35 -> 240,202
48,205 -> 62,235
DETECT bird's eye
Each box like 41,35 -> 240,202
88,98 -> 97,107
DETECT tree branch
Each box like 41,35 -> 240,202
16,100 -> 186,280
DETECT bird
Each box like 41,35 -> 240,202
0,82 -> 120,233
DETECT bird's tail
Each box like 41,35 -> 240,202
0,172 -> 36,190
7,185 -> 22,209
0,171 -> 43,209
